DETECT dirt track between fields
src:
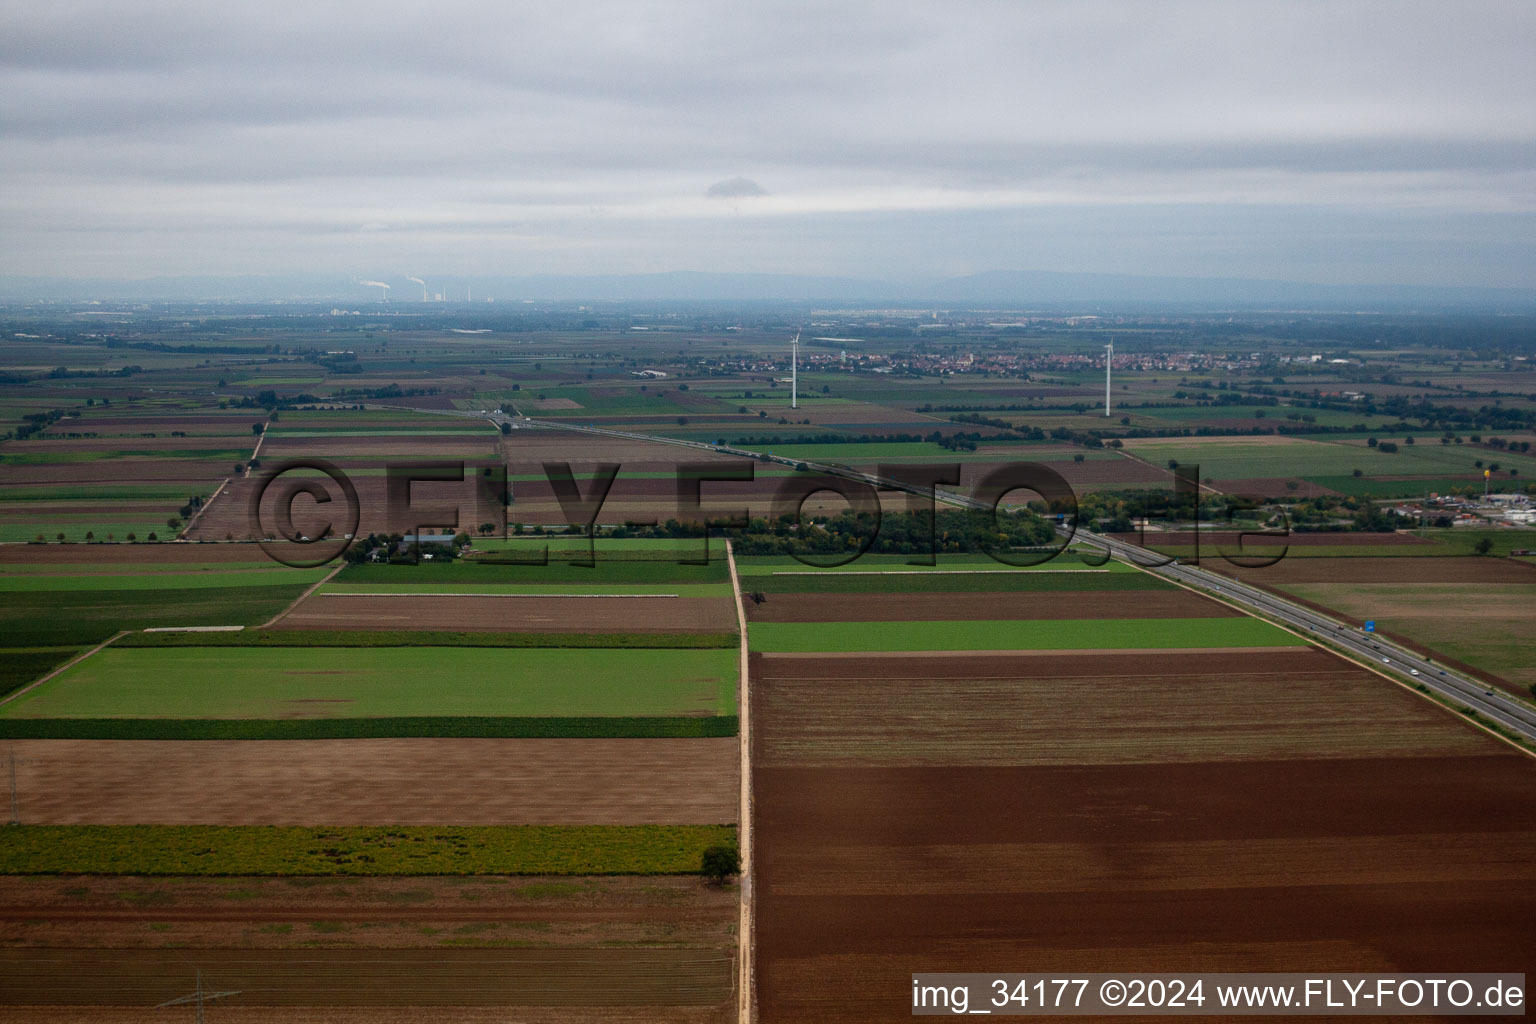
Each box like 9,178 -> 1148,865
743,590 -> 1235,622
8,738 -> 739,825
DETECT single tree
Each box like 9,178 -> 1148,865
1474,538 -> 1494,556
700,845 -> 740,884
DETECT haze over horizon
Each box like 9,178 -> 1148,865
3,1 -> 1534,292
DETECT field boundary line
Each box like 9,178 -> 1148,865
1127,554 -> 1536,761
262,561 -> 345,628
318,592 -> 682,599
726,539 -> 754,1024
0,631 -> 127,709
766,568 -> 1110,576
176,476 -> 228,541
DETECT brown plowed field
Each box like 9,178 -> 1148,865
2,1005 -> 730,1022
1212,555 -> 1536,584
0,459 -> 235,485
0,541 -> 298,565
187,472 -> 504,540
0,948 -> 733,1008
751,652 -> 1492,767
753,644 -> 1536,1023
9,738 -> 738,825
0,874 -> 735,955
274,594 -> 736,633
744,590 -> 1235,622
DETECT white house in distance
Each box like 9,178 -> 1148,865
631,369 -> 668,379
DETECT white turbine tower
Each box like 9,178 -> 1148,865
1104,340 -> 1113,417
790,329 -> 800,410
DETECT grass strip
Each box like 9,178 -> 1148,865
749,572 -> 1174,594
0,715 -> 738,740
749,616 -> 1305,652
0,824 -> 737,876
115,629 -> 737,649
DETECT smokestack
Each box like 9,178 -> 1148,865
359,280 -> 391,302
407,276 -> 426,301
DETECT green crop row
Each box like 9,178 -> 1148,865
0,715 -> 738,740
0,825 -> 737,876
115,629 -> 736,649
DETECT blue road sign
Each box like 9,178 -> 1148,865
1364,620 -> 1376,633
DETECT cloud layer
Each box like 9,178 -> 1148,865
2,1 -> 1533,287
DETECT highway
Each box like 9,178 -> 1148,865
412,407 -> 1536,747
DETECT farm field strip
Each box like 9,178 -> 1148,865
0,824 -> 738,877
751,666 -> 1497,766
761,568 -> 1110,576
0,568 -> 329,592
322,582 -> 731,596
0,647 -> 738,720
748,616 -> 1304,652
743,591 -> 1238,623
315,591 -> 686,598
3,738 -> 739,826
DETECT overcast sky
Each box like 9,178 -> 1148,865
2,1 -> 1534,289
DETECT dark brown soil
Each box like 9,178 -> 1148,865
275,594 -> 737,633
752,647 -> 1536,1023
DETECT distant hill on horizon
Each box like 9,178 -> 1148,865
3,268 -> 1535,312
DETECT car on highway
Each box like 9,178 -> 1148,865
1410,669 -> 1419,676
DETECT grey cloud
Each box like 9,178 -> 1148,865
706,177 -> 768,199
1,1 -> 1534,286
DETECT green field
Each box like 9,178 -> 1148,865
0,567 -> 328,592
0,715 -> 738,741
1279,581 -> 1536,689
0,522 -> 174,543
0,583 -> 317,646
748,616 -> 1303,652
0,824 -> 737,876
0,648 -> 78,699
1121,436 -> 1536,482
322,581 -> 731,597
116,629 -> 734,649
1,647 -> 737,719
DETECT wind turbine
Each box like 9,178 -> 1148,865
1104,340 -> 1113,417
791,328 -> 800,410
